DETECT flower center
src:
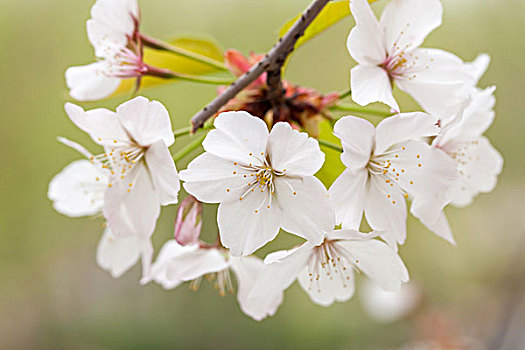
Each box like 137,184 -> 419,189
189,269 -> 234,297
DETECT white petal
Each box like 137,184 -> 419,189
463,53 -> 491,85
144,140 -> 180,206
327,229 -> 380,241
418,211 -> 455,245
329,168 -> 368,229
57,137 -> 96,160
350,65 -> 399,111
65,62 -> 121,101
116,97 -> 175,147
380,0 -> 442,53
180,152 -> 250,203
374,112 -> 439,155
103,162 -> 160,238
64,102 -> 129,147
267,122 -> 324,176
231,256 -> 283,321
218,189 -> 282,256
148,240 -> 194,289
347,0 -> 386,65
338,239 -> 409,291
333,116 -> 375,170
165,248 -> 229,281
364,176 -> 407,247
96,228 -> 140,278
48,160 -> 109,217
275,176 -> 333,245
202,111 -> 269,165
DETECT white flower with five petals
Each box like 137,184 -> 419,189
179,111 -> 333,256
248,230 -> 408,312
347,0 -> 481,115
65,0 -> 144,101
329,113 -> 458,246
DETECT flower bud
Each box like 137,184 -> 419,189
174,196 -> 202,246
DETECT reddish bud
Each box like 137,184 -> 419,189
174,196 -> 202,246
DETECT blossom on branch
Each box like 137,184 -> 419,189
179,111 -> 333,256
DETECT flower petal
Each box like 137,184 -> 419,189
418,211 -> 455,245
380,0 -> 442,53
231,256 -> 283,321
65,62 -> 121,102
333,116 -> 375,170
338,239 -> 409,291
350,65 -> 399,111
374,112 -> 439,155
96,228 -> 140,278
48,160 -> 109,217
148,240 -> 195,289
218,189 -> 282,256
165,248 -> 229,282
202,111 -> 269,165
267,122 -> 324,176
329,168 -> 368,229
116,97 -> 175,147
144,140 -> 180,206
275,176 -> 333,245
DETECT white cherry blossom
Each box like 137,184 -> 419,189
347,0 -> 480,115
179,111 -> 333,256
329,114 -> 458,246
65,0 -> 144,101
63,96 -> 180,243
433,87 -> 503,207
248,230 -> 408,311
147,240 -> 283,321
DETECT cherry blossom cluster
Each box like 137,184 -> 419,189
48,0 -> 502,321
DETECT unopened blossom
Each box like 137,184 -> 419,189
248,230 -> 408,310
147,240 -> 283,321
433,87 -> 503,207
48,157 -> 146,278
218,49 -> 339,137
179,111 -> 333,256
174,196 -> 203,246
64,96 -> 180,247
65,0 -> 145,101
347,0 -> 482,115
329,114 -> 458,246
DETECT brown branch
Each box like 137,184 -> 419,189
189,0 -> 331,133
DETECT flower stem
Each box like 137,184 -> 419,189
140,33 -> 228,71
173,123 -> 213,138
173,134 -> 207,162
317,139 -> 343,153
330,104 -> 394,118
338,89 -> 352,100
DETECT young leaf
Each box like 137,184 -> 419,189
316,120 -> 345,187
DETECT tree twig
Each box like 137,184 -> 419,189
189,0 -> 331,133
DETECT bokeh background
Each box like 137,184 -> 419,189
1,0 -> 524,349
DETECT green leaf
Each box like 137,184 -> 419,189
279,0 -> 377,49
112,35 -> 225,96
316,120 -> 345,187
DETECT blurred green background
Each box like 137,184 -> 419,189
1,0 -> 524,349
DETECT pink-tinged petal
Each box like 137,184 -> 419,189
180,152 -> 248,203
329,168 -> 368,229
418,212 -> 455,245
380,0 -> 442,53
96,228 -> 140,278
165,247 -> 229,282
48,160 -> 109,217
351,65 -> 399,111
338,239 -> 409,291
374,112 -> 439,155
144,140 -> 180,206
364,176 -> 407,247
64,102 -> 129,146
231,256 -> 283,321
267,122 -> 325,176
333,116 -> 375,170
444,136 -> 503,208
103,162 -> 160,238
174,196 -> 202,246
297,259 -> 356,306
275,176 -> 332,245
347,0 -> 387,65
65,62 -> 121,101
202,111 -> 269,165
116,97 -> 175,147
147,240 -> 194,289
218,190 -> 282,256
